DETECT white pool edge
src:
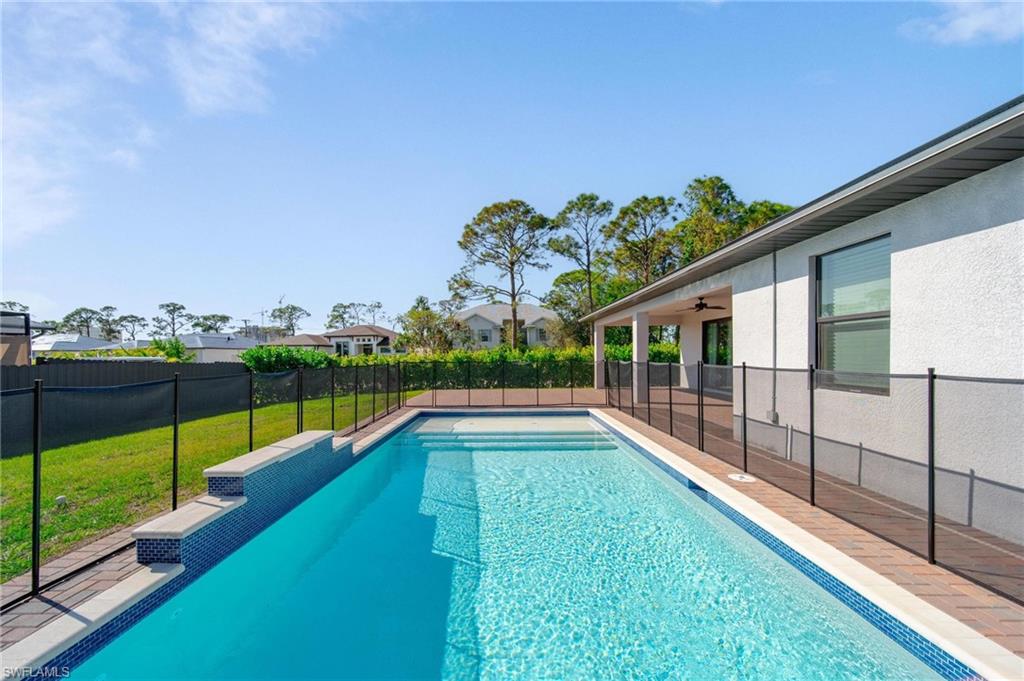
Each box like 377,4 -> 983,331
3,564 -> 183,677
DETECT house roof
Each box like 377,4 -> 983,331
268,334 -> 332,347
456,303 -> 557,327
323,325 -> 396,340
94,340 -> 152,350
582,94 -> 1024,324
175,333 -> 259,350
32,334 -> 112,352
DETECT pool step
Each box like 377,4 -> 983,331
410,441 -> 619,451
400,431 -> 611,441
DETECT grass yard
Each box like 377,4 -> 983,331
0,390 -> 412,582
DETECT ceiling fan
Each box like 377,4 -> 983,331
692,297 -> 726,312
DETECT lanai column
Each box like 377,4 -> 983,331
593,323 -> 605,389
632,311 -> 649,398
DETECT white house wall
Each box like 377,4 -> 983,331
600,158 -> 1024,543
461,315 -> 501,349
737,158 -> 1023,543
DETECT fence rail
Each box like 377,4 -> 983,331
1,359 -> 249,390
604,359 -> 1024,605
1,358 -> 1020,611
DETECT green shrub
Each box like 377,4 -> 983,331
239,345 -> 334,372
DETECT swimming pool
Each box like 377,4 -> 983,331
67,414 -> 951,680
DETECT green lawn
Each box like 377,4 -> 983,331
0,390 -> 412,582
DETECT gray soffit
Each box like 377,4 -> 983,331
582,95 -> 1024,324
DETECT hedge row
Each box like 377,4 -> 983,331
239,343 -> 680,372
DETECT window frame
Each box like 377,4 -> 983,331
701,316 -> 732,366
813,234 -> 891,395
478,329 -> 491,344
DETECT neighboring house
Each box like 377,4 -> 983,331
32,333 -> 111,355
1,312 -> 31,366
456,303 -> 558,349
583,97 -> 1023,546
324,325 -> 398,356
176,333 -> 258,363
95,340 -> 152,350
266,334 -> 333,352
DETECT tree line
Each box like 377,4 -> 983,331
444,175 -> 791,348
0,301 -> 318,340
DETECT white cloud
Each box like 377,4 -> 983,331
2,2 -> 341,246
903,2 -> 1024,45
167,3 -> 335,116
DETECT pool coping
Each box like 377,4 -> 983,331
4,407 -> 1020,679
1,564 -> 183,676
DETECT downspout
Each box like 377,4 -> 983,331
770,250 -> 779,423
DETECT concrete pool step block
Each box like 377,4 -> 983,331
204,430 -> 337,494
132,497 -> 247,565
131,431 -> 350,565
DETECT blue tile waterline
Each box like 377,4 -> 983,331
34,413 -> 979,680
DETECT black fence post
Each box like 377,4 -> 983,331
431,361 -> 437,408
927,367 -> 936,564
628,362 -> 634,418
535,361 -> 541,406
296,368 -> 303,434
371,364 -> 378,423
385,361 -> 391,415
466,361 -> 471,406
397,362 -> 403,408
353,366 -> 359,432
616,361 -> 622,412
569,359 -> 575,406
697,361 -> 704,451
809,364 -> 816,506
668,362 -> 674,437
172,372 -> 180,510
330,364 -> 336,430
742,362 -> 748,472
501,360 -> 506,407
31,379 -> 43,594
646,360 -> 652,424
604,361 -> 609,407
248,369 -> 254,451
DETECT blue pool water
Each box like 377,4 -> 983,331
71,415 -> 940,680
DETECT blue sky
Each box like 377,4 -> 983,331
3,1 -> 1022,333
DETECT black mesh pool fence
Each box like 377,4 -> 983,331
3,360 -> 1021,610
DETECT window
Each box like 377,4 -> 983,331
478,329 -> 491,343
815,235 -> 890,392
702,318 -> 731,366
537,327 -> 548,342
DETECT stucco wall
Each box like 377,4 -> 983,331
194,348 -> 247,363
604,159 -> 1024,542
732,158 -> 1024,542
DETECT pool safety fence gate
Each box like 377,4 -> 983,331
604,360 -> 1024,605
